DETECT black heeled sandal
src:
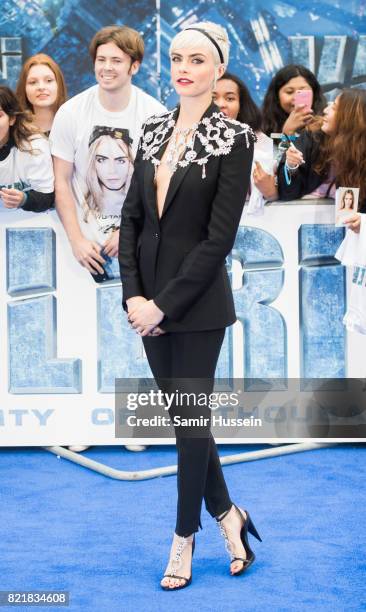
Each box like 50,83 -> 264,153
216,504 -> 262,576
161,534 -> 195,591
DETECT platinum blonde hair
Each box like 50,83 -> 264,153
169,21 -> 230,69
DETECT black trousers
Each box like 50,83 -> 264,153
142,328 -> 232,537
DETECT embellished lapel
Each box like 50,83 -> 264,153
160,102 -> 218,220
143,107 -> 178,221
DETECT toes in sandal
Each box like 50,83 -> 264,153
216,505 -> 262,576
161,534 -> 195,591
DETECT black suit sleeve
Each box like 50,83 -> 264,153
153,133 -> 254,321
118,147 -> 145,311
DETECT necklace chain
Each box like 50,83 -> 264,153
165,123 -> 199,173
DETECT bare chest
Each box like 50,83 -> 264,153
154,146 -> 174,220
154,129 -> 195,219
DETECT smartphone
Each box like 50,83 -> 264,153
91,267 -> 110,283
90,249 -> 112,283
294,89 -> 313,111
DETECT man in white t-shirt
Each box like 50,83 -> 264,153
50,24 -> 166,276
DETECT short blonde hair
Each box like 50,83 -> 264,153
169,21 -> 230,68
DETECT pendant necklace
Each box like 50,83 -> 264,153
165,124 -> 198,174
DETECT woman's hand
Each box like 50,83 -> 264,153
103,229 -> 119,257
126,296 -> 147,312
0,188 -> 26,208
252,161 -> 278,200
282,105 -> 314,135
344,212 -> 361,233
147,326 -> 166,337
126,298 -> 166,336
128,300 -> 164,337
286,145 -> 304,168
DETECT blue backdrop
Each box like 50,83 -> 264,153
0,0 -> 365,105
0,3 -> 363,441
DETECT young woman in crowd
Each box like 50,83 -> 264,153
16,53 -> 67,135
253,65 -> 326,200
119,22 -> 261,590
213,71 -> 262,131
213,72 -> 276,205
0,86 -> 54,212
278,88 -> 366,231
262,64 -> 326,137
17,58 -> 88,452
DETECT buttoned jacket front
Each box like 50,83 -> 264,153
119,102 -> 254,332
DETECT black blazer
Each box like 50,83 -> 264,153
118,102 -> 254,332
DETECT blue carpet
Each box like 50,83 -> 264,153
0,444 -> 365,612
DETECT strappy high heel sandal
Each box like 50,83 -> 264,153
161,534 -> 195,591
216,504 -> 262,576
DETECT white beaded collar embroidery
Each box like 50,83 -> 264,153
140,109 -> 255,179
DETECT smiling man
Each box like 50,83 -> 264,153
50,25 -> 166,276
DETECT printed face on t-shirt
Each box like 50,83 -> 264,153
85,127 -> 133,222
95,136 -> 130,191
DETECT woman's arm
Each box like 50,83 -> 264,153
277,131 -> 315,201
0,187 -> 53,211
1,138 -> 55,213
152,134 -> 254,321
344,213 -> 362,233
253,161 -> 278,200
20,137 -> 55,212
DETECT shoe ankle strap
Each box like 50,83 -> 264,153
215,506 -> 232,523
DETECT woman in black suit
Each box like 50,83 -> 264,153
119,21 -> 262,590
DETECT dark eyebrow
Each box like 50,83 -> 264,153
171,52 -> 207,58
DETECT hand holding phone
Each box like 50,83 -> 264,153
283,91 -> 314,134
90,249 -> 113,283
